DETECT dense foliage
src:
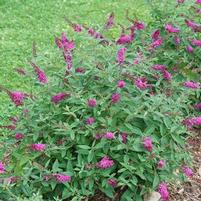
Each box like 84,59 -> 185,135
0,0 -> 201,200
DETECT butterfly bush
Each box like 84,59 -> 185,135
1,1 -> 200,200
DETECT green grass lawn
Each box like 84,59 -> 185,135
0,0 -> 149,114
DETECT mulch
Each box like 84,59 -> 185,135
170,132 -> 201,201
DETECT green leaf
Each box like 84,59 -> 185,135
121,189 -> 133,201
132,138 -> 144,152
171,133 -> 184,146
61,150 -> 66,158
52,159 -> 59,172
62,188 -> 71,199
135,170 -> 146,180
130,176 -> 138,186
163,117 -> 172,128
111,144 -> 126,151
135,194 -> 143,201
101,186 -> 114,198
144,125 -> 155,135
69,128 -> 75,140
50,181 -> 57,191
152,173 -> 159,189
77,145 -> 91,149
87,150 -> 94,162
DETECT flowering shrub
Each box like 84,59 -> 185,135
1,1 -> 201,200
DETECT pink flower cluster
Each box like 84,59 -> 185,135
131,21 -> 145,30
152,64 -> 166,71
95,132 -> 115,140
197,9 -> 201,14
151,37 -> 163,48
0,125 -> 16,130
157,160 -> 165,169
31,143 -> 46,152
150,29 -> 163,49
174,36 -> 181,45
151,29 -> 160,41
162,70 -> 172,81
183,117 -> 201,127
117,80 -> 126,88
10,116 -> 18,123
72,24 -> 82,32
55,33 -> 75,70
87,28 -> 95,36
87,99 -> 97,107
0,161 -> 5,174
116,48 -> 127,64
185,19 -> 201,32
61,33 -> 75,51
135,78 -> 148,90
9,91 -> 25,106
194,103 -> 201,110
191,39 -> 201,47
51,93 -> 70,104
196,0 -> 201,4
30,61 -> 48,84
96,156 -> 114,169
165,24 -> 180,33
83,26 -> 104,39
116,31 -> 135,45
15,133 -> 24,140
63,51 -> 73,70
152,64 -> 172,80
158,183 -> 169,201
75,67 -> 85,73
186,45 -> 193,53
53,173 -> 71,183
104,13 -> 114,30
111,93 -> 121,103
143,137 -> 153,152
182,166 -> 193,177
86,117 -> 94,125
104,132 -> 115,139
121,132 -> 127,143
34,66 -> 48,84
183,81 -> 200,89
107,179 -> 117,187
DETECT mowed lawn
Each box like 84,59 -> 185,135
0,0 -> 149,114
